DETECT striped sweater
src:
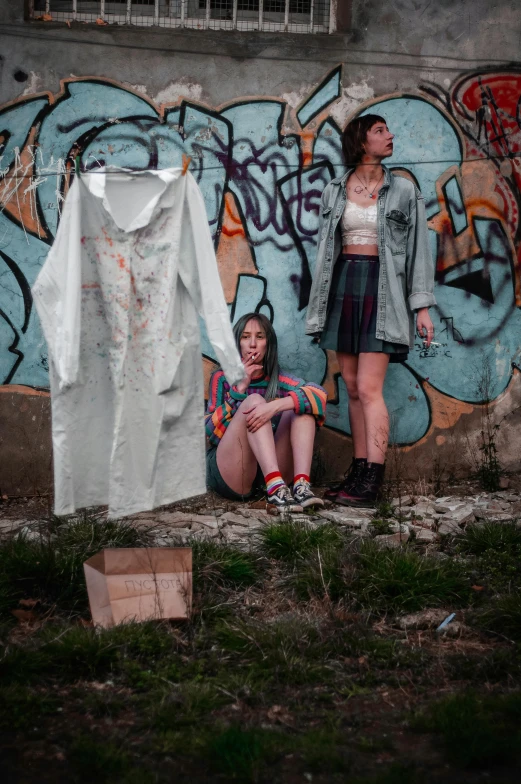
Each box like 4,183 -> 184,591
205,370 -> 327,446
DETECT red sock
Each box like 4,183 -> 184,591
293,473 -> 310,485
265,471 -> 285,495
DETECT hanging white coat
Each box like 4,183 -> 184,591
32,168 -> 244,518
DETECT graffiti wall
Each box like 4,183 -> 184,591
1,67 -> 521,452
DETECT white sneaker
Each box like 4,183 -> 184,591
267,483 -> 303,513
292,479 -> 324,509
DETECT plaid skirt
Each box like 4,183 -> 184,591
320,253 -> 408,363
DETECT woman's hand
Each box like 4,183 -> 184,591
416,308 -> 435,347
243,399 -> 279,433
236,352 -> 264,394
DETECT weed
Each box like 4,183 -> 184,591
457,522 -> 521,555
153,682 -> 232,730
193,540 -> 259,587
0,685 -> 60,731
411,690 -> 521,767
206,724 -> 283,780
0,515 -> 149,617
369,518 -> 394,535
69,735 -> 132,780
298,726 -> 351,773
354,540 -> 470,613
473,592 -> 521,641
374,500 -> 395,520
1,621 -> 178,684
259,520 -> 343,562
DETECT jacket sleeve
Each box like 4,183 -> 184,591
305,184 -> 331,337
204,369 -> 246,445
278,373 -> 327,425
406,187 -> 437,311
31,178 -> 83,390
180,172 -> 244,387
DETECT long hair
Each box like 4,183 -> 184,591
232,312 -> 280,401
341,114 -> 387,166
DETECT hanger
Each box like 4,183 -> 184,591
182,154 -> 191,176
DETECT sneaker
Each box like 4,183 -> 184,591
292,479 -> 325,509
267,483 -> 303,513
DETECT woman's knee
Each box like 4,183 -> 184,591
357,379 -> 383,406
238,393 -> 265,410
341,374 -> 359,401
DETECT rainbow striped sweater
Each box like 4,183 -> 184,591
205,370 -> 327,447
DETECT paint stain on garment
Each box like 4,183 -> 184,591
102,226 -> 113,247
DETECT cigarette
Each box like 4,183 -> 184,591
424,341 -> 441,346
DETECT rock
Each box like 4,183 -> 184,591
413,527 -> 438,543
437,504 -> 475,532
434,499 -> 468,515
409,501 -> 437,518
498,476 -> 510,490
388,522 -> 410,535
397,609 -> 449,630
319,510 -> 369,528
373,531 -> 409,548
391,495 -> 412,508
218,512 -> 250,527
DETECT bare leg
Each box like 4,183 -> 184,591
274,411 -> 316,485
356,353 -> 390,463
336,352 -> 367,459
216,394 -> 280,496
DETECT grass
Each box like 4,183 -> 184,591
0,514 -> 149,617
353,540 -> 470,613
1,507 -> 521,783
412,690 -> 521,767
258,519 -> 344,562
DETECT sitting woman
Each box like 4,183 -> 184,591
205,312 -> 327,512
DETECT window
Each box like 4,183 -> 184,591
32,1 -> 333,32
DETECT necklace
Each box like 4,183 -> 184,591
353,170 -> 383,200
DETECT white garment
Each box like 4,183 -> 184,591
340,200 -> 378,246
32,168 -> 243,518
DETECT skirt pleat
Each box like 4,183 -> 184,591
320,253 -> 408,363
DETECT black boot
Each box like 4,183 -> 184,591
336,462 -> 385,507
324,457 -> 367,502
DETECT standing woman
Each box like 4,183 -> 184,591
306,114 -> 436,506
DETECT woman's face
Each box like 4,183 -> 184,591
363,122 -> 394,160
239,318 -> 268,365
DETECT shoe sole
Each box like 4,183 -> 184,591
266,503 -> 304,514
299,498 -> 325,508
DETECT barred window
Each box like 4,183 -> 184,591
32,1 -> 333,33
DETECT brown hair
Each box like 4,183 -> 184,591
233,312 -> 280,401
341,114 -> 387,166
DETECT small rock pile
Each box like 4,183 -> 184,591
129,488 -> 521,549
2,488 -> 520,549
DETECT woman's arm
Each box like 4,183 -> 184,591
205,370 -> 245,445
406,187 -> 437,312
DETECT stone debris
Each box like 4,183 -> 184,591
319,509 -> 371,528
2,486 -> 519,552
397,608 -> 450,630
373,531 -> 410,548
412,527 -> 438,543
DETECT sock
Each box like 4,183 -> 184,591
265,471 -> 285,496
293,473 -> 310,486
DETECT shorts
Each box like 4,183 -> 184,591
206,445 -> 264,502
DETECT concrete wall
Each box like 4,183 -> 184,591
1,1 -> 521,494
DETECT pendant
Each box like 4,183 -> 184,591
370,194 -> 376,199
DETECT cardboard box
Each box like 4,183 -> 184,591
83,547 -> 192,628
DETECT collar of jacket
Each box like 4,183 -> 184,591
328,163 -> 392,191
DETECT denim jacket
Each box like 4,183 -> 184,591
305,165 -> 436,347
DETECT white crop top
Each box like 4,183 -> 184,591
341,200 -> 378,246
